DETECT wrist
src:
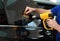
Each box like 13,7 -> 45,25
33,8 -> 40,13
33,8 -> 37,12
54,24 -> 60,32
55,24 -> 60,28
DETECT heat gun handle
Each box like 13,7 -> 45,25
43,20 -> 53,30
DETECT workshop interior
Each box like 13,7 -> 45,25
0,0 -> 60,41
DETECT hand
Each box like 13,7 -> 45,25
47,19 -> 58,28
24,6 -> 36,14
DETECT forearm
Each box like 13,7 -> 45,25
35,8 -> 50,14
54,25 -> 60,33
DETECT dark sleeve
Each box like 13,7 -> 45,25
51,5 -> 60,16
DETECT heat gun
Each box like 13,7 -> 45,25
23,12 -> 54,30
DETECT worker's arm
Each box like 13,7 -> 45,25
47,19 -> 60,33
55,25 -> 60,33
24,6 -> 50,14
34,8 -> 50,14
